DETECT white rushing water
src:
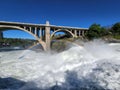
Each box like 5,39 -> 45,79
0,40 -> 120,90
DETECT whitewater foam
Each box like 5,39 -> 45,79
0,40 -> 120,90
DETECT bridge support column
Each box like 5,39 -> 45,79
0,31 -> 3,39
82,30 -> 84,36
74,30 -> 77,37
81,30 -> 84,36
79,31 -> 81,37
45,21 -> 51,51
41,30 -> 44,40
39,28 -> 42,39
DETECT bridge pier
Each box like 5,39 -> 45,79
83,30 -> 85,36
45,21 -> 51,51
0,31 -> 3,39
74,30 -> 77,37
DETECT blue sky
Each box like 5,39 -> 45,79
0,0 -> 120,39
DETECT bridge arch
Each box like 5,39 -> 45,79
0,25 -> 46,50
51,29 -> 75,39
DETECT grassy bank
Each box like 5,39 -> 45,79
113,35 -> 120,39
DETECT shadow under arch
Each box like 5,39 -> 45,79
51,29 -> 75,39
0,25 -> 46,51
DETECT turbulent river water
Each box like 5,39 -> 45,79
0,40 -> 120,90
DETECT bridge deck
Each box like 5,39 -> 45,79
0,21 -> 88,30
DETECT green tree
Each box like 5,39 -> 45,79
85,24 -> 109,40
111,22 -> 120,35
85,24 -> 101,39
100,27 -> 109,36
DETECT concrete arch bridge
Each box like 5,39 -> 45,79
0,21 -> 88,51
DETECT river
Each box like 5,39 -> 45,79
0,39 -> 120,90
